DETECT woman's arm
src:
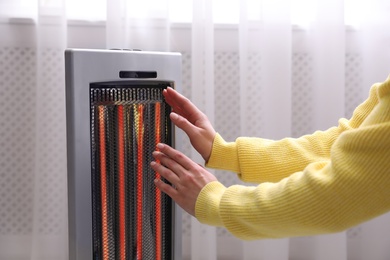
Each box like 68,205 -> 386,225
196,78 -> 390,239
152,78 -> 390,239
197,121 -> 390,239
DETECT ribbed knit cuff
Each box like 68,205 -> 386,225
195,181 -> 226,227
206,133 -> 240,173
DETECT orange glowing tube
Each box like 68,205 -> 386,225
136,104 -> 144,260
98,106 -> 109,260
117,105 -> 126,260
155,102 -> 162,260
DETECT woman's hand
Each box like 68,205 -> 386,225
163,87 -> 216,162
151,143 -> 218,216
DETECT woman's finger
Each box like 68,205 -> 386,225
153,178 -> 178,199
163,87 -> 203,123
155,143 -> 194,170
152,150 -> 188,177
150,160 -> 180,187
169,112 -> 199,141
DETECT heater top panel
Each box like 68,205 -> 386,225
65,48 -> 182,86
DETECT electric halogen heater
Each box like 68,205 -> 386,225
65,49 -> 182,260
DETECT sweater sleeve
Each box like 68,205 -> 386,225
196,77 -> 390,240
206,82 -> 380,183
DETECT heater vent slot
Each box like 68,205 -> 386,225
119,71 -> 158,78
90,81 -> 173,260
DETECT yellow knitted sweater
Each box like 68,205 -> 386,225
196,76 -> 390,240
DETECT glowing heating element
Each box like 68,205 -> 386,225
90,83 -> 172,260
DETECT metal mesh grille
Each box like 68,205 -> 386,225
90,81 -> 173,260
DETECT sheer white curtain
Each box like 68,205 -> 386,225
1,0 -> 390,259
